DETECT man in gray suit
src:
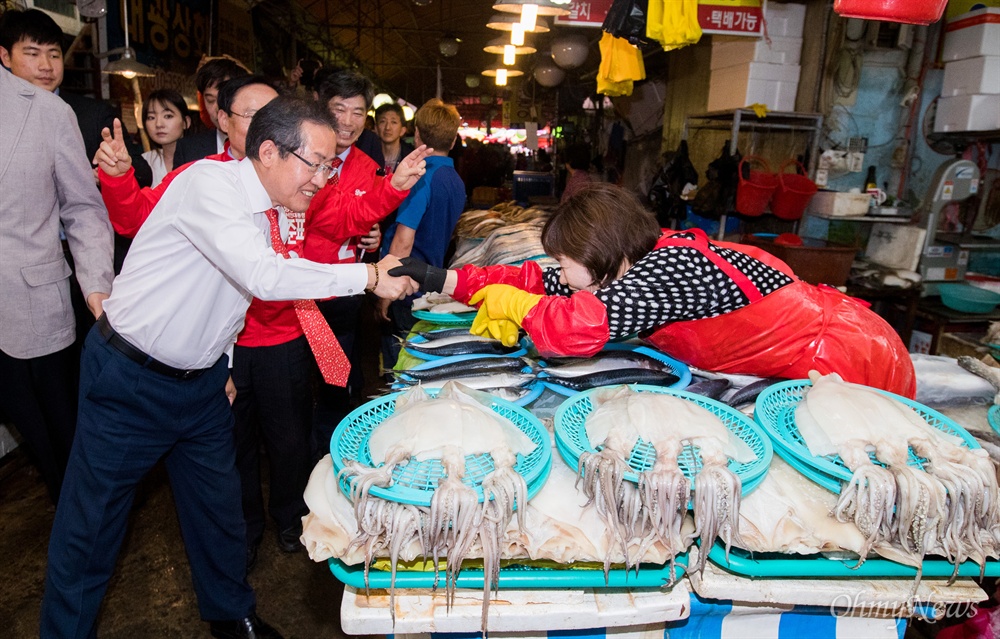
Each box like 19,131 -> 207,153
0,66 -> 113,503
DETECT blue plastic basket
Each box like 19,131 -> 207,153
411,309 -> 476,326
329,555 -> 688,590
553,385 -> 773,492
538,344 -> 692,397
403,334 -> 529,361
706,541 -> 1000,579
754,379 -> 982,493
331,389 -> 552,507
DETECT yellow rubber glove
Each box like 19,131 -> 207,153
470,314 -> 521,347
469,284 -> 543,323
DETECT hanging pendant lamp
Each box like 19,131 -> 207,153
102,0 -> 155,78
492,0 -> 571,19
486,13 -> 551,33
484,37 -> 537,57
482,68 -> 524,87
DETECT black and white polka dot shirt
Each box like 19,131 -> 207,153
541,232 -> 794,339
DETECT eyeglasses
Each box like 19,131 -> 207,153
289,150 -> 334,177
228,110 -> 257,120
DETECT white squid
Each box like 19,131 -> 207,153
339,382 -> 536,631
577,386 -> 755,579
795,371 -> 1000,585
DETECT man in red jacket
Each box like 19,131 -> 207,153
305,70 -> 428,459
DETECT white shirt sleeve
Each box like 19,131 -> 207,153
170,166 -> 369,301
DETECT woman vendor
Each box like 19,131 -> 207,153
390,183 -> 916,398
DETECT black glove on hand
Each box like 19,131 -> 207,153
387,256 -> 448,293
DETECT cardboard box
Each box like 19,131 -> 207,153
934,94 -> 1000,132
806,191 -> 871,218
942,56 -> 1000,96
763,2 -> 806,38
707,62 -> 800,111
711,36 -> 803,69
943,7 -> 1000,62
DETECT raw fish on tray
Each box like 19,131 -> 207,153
411,293 -> 475,314
403,334 -> 520,357
392,356 -> 528,382
539,350 -> 680,391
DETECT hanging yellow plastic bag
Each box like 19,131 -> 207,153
597,32 -> 646,96
653,0 -> 702,51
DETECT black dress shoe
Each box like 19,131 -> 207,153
276,526 -> 302,553
209,613 -> 283,639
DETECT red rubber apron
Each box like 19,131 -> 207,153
643,230 -> 916,398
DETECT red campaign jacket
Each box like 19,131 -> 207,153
243,147 -> 406,345
99,149 -> 233,238
452,229 -> 915,397
302,147 -> 408,266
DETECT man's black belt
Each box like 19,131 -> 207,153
97,314 -> 209,380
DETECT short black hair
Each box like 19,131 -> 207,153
311,65 -> 345,92
315,70 -> 375,110
245,96 -> 334,161
217,75 -> 278,115
195,56 -> 250,93
375,102 -> 405,122
0,9 -> 63,52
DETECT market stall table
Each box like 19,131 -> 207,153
322,324 -> 997,639
340,583 -> 692,635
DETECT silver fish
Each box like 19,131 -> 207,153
393,357 -> 529,382
415,328 -> 474,341
404,334 -> 520,357
542,369 -> 679,391
401,373 -> 535,391
539,351 -> 671,378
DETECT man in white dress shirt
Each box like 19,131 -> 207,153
40,96 -> 420,639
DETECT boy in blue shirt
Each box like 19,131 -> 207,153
380,99 -> 466,365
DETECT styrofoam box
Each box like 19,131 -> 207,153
707,62 -> 801,112
711,36 -> 803,70
942,56 -> 1000,96
943,8 -> 1000,62
934,94 -> 1000,132
763,2 -> 806,38
807,191 -> 872,218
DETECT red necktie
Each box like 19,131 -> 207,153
328,156 -> 343,187
265,208 -> 350,387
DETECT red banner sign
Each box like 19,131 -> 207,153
554,0 -> 615,28
698,2 -> 764,36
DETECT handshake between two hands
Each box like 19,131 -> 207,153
366,255 -> 448,305
385,258 -> 540,347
